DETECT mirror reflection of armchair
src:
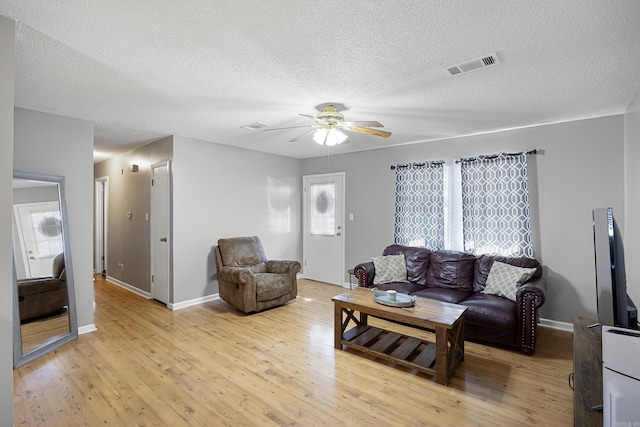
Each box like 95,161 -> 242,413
17,252 -> 68,322
214,236 -> 301,313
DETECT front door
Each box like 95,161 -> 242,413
303,173 -> 345,285
14,201 -> 63,278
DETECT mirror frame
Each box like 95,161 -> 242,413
12,170 -> 78,368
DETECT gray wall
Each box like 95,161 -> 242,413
94,136 -> 173,292
172,136 -> 302,303
0,15 -> 14,426
625,88 -> 640,308
14,108 -> 95,329
302,115 -> 625,324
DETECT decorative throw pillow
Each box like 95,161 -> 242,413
482,261 -> 537,301
371,255 -> 407,285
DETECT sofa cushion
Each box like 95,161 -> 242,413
482,261 -> 537,301
459,293 -> 517,331
255,273 -> 291,301
383,245 -> 431,285
473,254 -> 542,292
18,278 -> 66,296
370,281 -> 425,294
412,287 -> 471,304
372,255 -> 407,284
425,250 -> 475,291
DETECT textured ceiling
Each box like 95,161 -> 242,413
2,0 -> 640,161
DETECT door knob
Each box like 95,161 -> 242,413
336,232 -> 341,236
160,237 -> 167,242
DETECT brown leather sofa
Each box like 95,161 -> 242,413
354,244 -> 547,354
17,252 -> 68,322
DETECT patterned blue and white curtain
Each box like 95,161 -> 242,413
394,162 -> 445,249
460,152 -> 533,257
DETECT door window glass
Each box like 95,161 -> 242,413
310,183 -> 335,235
30,209 -> 63,258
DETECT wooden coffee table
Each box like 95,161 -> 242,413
332,288 -> 466,386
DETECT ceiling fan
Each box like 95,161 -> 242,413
265,104 -> 392,146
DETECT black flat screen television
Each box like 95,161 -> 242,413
592,207 -> 637,329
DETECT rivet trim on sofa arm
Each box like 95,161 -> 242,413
520,293 -> 539,354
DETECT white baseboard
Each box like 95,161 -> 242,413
104,276 -> 220,311
539,317 -> 573,332
170,294 -> 219,311
79,324 -> 97,334
106,275 -> 151,299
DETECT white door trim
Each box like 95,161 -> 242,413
302,172 -> 346,285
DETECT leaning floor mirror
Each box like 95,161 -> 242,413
12,171 -> 78,368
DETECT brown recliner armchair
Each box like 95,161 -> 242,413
214,236 -> 301,313
17,252 -> 68,322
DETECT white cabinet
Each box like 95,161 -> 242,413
602,326 -> 640,427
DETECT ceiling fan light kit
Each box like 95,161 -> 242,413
266,104 -> 392,145
313,128 -> 348,146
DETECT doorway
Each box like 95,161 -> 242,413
151,160 -> 171,304
302,172 -> 345,285
94,176 -> 108,277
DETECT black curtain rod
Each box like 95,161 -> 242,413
390,149 -> 537,170
390,160 -> 445,170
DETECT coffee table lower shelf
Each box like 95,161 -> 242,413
342,325 -> 451,379
341,325 -> 461,382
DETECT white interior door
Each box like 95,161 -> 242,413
151,161 -> 171,304
94,177 -> 108,276
303,173 -> 345,285
14,201 -> 63,278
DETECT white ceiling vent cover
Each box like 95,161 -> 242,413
241,122 -> 270,130
444,52 -> 501,77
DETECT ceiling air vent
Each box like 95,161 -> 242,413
241,122 -> 269,130
443,52 -> 501,77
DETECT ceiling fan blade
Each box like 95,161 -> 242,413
289,129 -> 316,142
342,126 -> 392,138
342,121 -> 384,127
264,125 -> 315,131
298,114 -> 315,119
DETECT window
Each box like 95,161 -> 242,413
394,161 -> 445,249
394,152 -> 533,257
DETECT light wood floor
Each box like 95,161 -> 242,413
14,276 -> 575,426
20,310 -> 70,353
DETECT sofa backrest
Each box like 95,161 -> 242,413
382,244 -> 542,292
52,252 -> 65,280
218,236 -> 268,273
426,250 -> 476,291
473,254 -> 543,292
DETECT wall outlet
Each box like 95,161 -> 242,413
118,262 -> 124,271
